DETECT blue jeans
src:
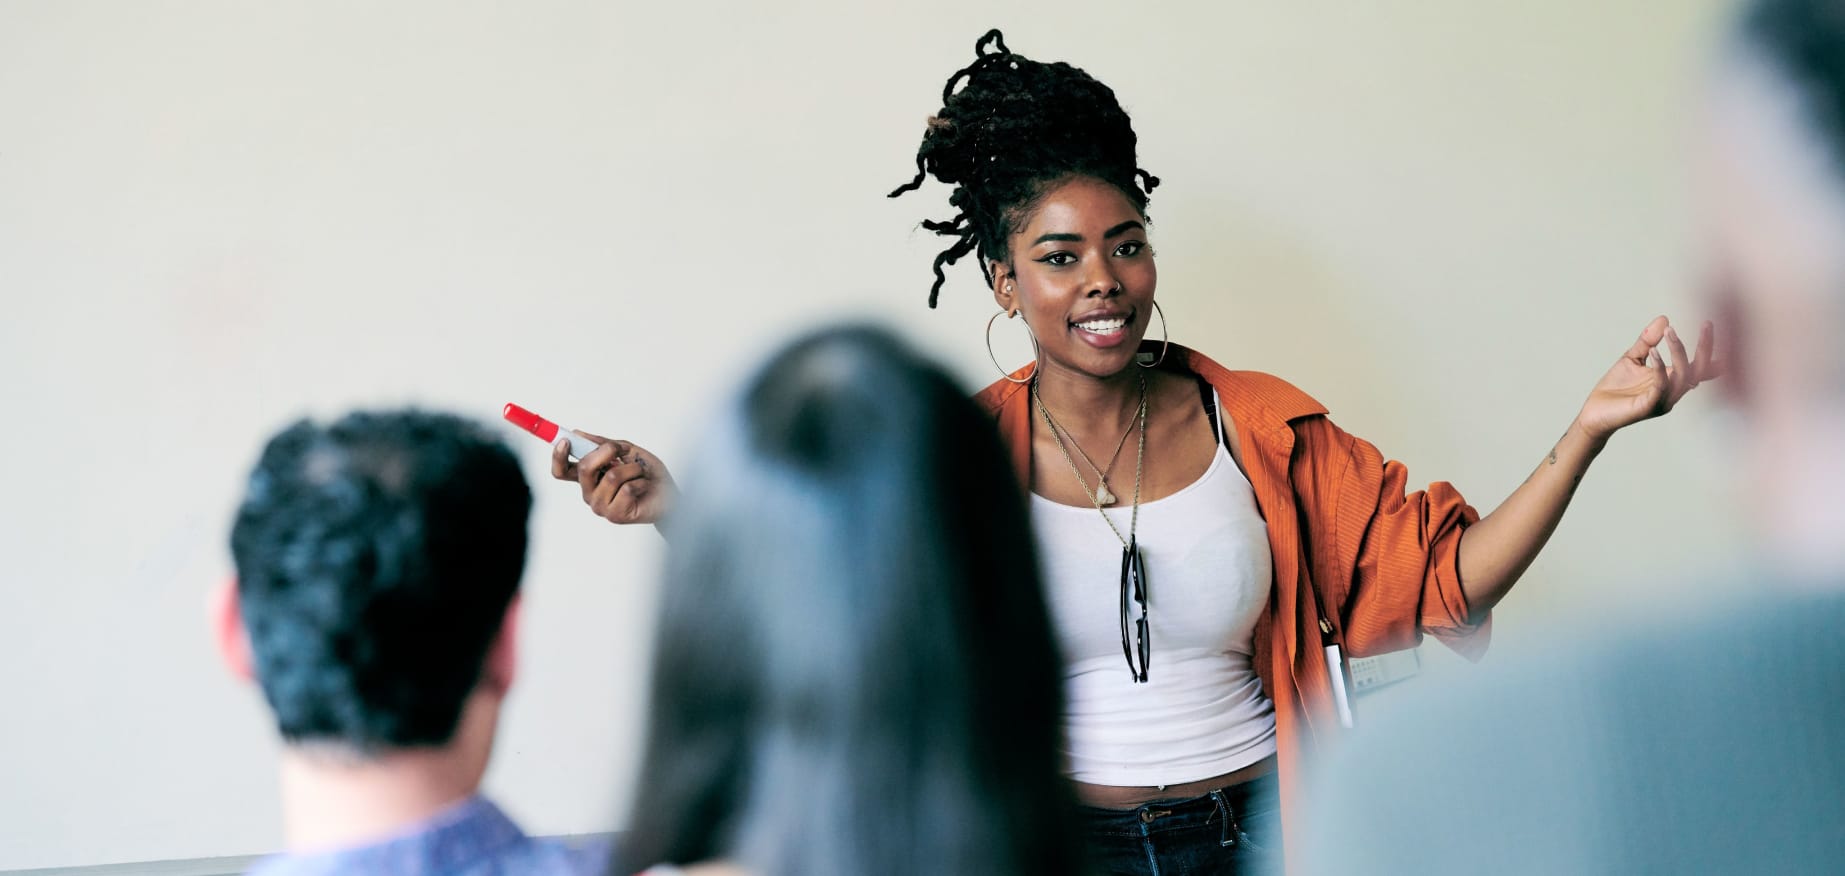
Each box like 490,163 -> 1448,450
1081,772 -> 1282,876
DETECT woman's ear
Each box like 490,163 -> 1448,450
210,579 -> 257,683
991,263 -> 1018,315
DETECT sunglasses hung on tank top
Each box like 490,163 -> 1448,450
1120,534 -> 1149,683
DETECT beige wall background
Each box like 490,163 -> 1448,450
1,0 -> 1741,869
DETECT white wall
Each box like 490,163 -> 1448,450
0,1 -> 1740,868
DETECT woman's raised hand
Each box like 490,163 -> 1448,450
550,430 -> 677,525
1575,315 -> 1724,441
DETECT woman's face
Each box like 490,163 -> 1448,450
994,175 -> 1158,381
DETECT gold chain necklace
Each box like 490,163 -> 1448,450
1033,371 -> 1148,547
1040,397 -> 1138,505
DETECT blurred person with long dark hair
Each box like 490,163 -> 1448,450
613,327 -> 1091,876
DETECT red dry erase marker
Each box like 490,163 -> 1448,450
503,403 -> 601,460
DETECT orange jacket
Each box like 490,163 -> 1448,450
973,343 -> 1492,851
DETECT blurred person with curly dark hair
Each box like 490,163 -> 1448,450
214,410 -> 608,876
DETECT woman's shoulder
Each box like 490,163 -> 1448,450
971,370 -> 1032,416
1207,369 -> 1320,407
965,350 -> 1330,425
1180,360 -> 1328,427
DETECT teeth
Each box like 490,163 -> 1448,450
1076,318 -> 1127,334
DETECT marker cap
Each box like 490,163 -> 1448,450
503,403 -> 560,443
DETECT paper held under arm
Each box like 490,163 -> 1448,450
1326,643 -> 1355,729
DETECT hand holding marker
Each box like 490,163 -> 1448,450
504,403 -> 676,526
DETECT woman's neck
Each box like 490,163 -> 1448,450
1033,359 -> 1146,437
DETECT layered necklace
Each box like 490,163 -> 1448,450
1033,372 -> 1153,682
1057,401 -> 1137,505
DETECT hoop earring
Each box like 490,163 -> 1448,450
1135,301 -> 1170,368
987,310 -> 1039,384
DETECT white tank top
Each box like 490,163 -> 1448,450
1031,388 -> 1277,787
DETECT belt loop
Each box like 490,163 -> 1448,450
1209,789 -> 1235,848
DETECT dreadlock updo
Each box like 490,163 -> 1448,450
889,29 -> 1161,308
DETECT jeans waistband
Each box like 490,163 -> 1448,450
1081,771 -> 1278,834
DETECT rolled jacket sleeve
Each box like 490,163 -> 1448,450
1296,417 -> 1492,662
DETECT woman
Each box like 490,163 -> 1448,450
559,32 -> 1720,875
607,327 -> 1092,876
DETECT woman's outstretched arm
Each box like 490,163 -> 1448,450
1456,316 -> 1722,614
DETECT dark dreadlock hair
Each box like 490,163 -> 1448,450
889,29 -> 1161,308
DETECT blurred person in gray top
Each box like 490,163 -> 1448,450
1301,1 -> 1845,873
